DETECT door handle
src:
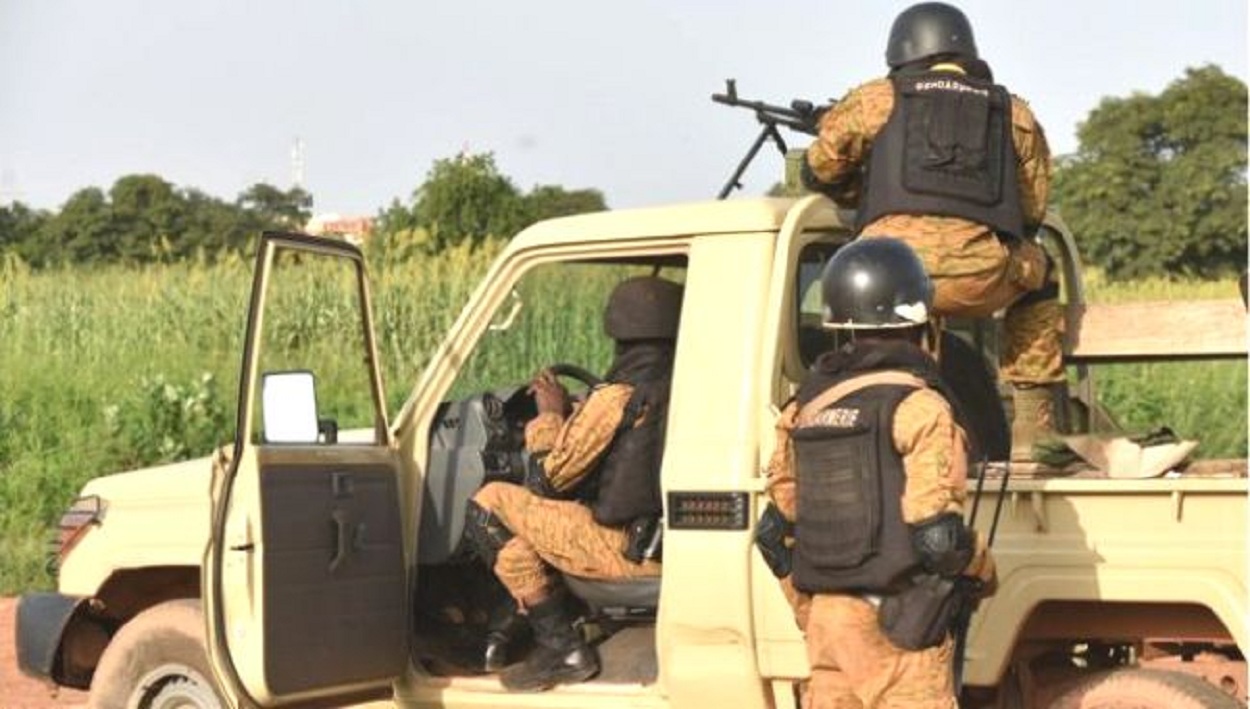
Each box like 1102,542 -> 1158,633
329,509 -> 352,574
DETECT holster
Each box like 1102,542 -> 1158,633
622,516 -> 663,564
754,503 -> 794,579
877,573 -> 963,651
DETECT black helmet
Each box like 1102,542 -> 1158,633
604,276 -> 684,341
886,2 -> 979,69
821,237 -> 933,330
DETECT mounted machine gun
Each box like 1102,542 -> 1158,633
711,79 -> 834,198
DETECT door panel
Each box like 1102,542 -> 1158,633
204,232 -> 405,707
259,462 -> 404,695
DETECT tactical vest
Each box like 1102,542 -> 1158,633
791,373 -> 925,595
855,71 -> 1025,239
590,387 -> 667,526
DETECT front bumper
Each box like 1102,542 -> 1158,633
15,592 -> 87,683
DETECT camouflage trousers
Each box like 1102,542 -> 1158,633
782,579 -> 957,709
471,482 -> 661,607
862,232 -> 1065,385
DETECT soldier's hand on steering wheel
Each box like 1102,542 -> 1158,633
530,369 -> 569,415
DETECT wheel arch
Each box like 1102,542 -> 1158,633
989,600 -> 1245,707
54,565 -> 201,689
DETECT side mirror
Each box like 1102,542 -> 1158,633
261,371 -> 321,444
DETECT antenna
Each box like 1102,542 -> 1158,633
290,137 -> 305,189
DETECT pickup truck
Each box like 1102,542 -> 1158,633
16,195 -> 1248,708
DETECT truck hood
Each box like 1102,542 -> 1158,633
79,455 -> 214,501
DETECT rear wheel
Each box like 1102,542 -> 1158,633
1048,668 -> 1242,709
89,599 -> 224,709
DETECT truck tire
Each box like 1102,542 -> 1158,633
88,599 -> 225,709
1048,668 -> 1242,709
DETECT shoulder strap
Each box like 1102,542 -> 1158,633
797,371 -> 927,426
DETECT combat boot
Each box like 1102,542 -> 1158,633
483,598 -> 529,673
500,593 -> 599,692
1010,384 -> 1058,462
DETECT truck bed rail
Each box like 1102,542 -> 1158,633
1066,298 -> 1247,363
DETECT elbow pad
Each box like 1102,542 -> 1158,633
909,512 -> 975,578
754,503 -> 795,579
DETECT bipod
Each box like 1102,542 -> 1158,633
717,121 -> 788,200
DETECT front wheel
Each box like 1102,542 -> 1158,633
89,599 -> 225,709
1048,668 -> 1242,709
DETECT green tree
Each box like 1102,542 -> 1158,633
36,187 -> 115,265
412,152 -> 526,251
1053,65 -> 1247,280
109,174 -> 185,261
0,202 -> 49,261
237,183 -> 313,229
183,188 -> 256,258
522,185 -> 607,223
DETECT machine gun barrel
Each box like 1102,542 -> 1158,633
712,79 -> 834,198
711,79 -> 826,136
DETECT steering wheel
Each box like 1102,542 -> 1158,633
546,363 -> 603,389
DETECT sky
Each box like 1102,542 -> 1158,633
1,1 -> 1246,217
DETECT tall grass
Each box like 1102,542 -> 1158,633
0,255 -> 1244,593
1078,268 -> 1248,458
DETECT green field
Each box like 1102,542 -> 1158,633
0,251 -> 1245,593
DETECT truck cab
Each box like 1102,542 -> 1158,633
18,195 -> 1248,709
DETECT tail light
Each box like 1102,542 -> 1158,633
47,495 -> 103,574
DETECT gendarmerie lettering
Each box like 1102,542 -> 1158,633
912,79 -> 989,96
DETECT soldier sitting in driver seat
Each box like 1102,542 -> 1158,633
465,275 -> 683,692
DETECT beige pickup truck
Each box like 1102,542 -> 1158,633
16,195 -> 1247,708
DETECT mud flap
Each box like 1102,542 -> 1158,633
15,592 -> 87,681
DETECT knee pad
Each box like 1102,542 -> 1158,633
464,500 -> 515,567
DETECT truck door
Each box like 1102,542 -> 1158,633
203,232 -> 406,707
753,196 -> 853,681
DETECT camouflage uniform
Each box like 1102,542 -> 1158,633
767,386 -> 995,709
805,71 -> 1064,386
470,383 -> 660,607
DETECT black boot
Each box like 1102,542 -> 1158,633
500,594 -> 599,692
483,598 -> 528,673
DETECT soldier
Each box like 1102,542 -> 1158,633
760,238 -> 995,708
464,275 -> 682,692
801,1 -> 1063,461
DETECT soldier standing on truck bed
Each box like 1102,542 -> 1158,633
463,276 -> 682,692
758,238 -> 996,709
801,1 -> 1064,461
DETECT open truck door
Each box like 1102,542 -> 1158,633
203,232 -> 406,707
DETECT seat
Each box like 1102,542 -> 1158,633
562,574 -> 660,619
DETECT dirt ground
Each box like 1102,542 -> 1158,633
1,597 -> 88,709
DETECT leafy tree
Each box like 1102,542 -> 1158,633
522,185 -> 606,223
0,202 -> 49,261
1053,65 -> 1247,280
36,187 -> 115,265
411,152 -> 526,251
375,152 -> 611,257
109,174 -> 185,261
237,183 -> 313,229
185,188 -> 257,257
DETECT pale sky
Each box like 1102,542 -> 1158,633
1,1 -> 1245,216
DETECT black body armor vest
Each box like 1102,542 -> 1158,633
791,379 -> 923,595
856,71 -> 1025,239
589,383 -> 668,526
